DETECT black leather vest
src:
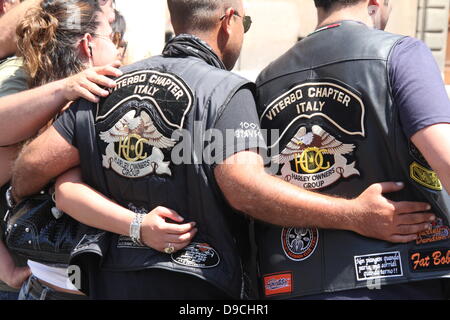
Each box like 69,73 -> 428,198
74,54 -> 253,299
255,21 -> 450,299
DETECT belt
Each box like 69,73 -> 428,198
27,277 -> 87,300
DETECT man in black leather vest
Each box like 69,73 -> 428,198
255,0 -> 450,299
10,0 -> 441,299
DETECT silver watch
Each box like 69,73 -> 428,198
129,213 -> 145,246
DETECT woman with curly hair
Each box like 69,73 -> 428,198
0,0 -> 121,300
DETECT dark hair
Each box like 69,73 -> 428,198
16,0 -> 102,88
111,9 -> 126,42
167,0 -> 239,33
314,0 -> 364,10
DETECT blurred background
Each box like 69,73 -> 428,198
115,0 -> 450,93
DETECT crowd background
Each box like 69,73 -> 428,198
115,0 -> 450,91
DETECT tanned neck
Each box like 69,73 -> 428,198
175,28 -> 224,62
316,4 -> 373,29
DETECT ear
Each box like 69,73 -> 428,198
368,0 -> 381,14
79,34 -> 94,64
0,0 -> 6,15
219,7 -> 235,36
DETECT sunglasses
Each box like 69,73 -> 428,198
220,10 -> 252,33
93,32 -> 126,49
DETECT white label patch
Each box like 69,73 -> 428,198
354,251 -> 403,281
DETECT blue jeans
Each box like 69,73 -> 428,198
0,290 -> 19,300
18,275 -> 87,300
18,276 -> 52,300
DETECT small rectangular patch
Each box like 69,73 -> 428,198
410,248 -> 450,272
354,251 -> 403,281
263,272 -> 293,297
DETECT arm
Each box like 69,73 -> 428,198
388,39 -> 450,195
0,63 -> 122,146
0,0 -> 40,59
411,123 -> 450,195
11,127 -> 196,253
215,150 -> 435,243
0,240 -> 30,289
55,168 -> 197,253
11,125 -> 80,199
0,145 -> 20,187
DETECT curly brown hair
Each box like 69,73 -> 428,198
16,0 -> 102,88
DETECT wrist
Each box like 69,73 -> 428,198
330,197 -> 360,233
55,78 -> 71,103
129,213 -> 145,246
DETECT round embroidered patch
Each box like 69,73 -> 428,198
281,227 -> 319,261
171,242 -> 220,268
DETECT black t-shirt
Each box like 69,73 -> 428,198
53,86 -> 267,166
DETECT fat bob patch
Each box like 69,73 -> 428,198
410,248 -> 450,272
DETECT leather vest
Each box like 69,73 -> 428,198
255,21 -> 450,299
74,55 -> 253,299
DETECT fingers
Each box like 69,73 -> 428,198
109,60 -> 123,69
94,64 -> 123,77
392,201 -> 432,215
77,86 -> 100,103
79,81 -> 109,101
153,206 -> 185,223
373,182 -> 405,194
162,221 -> 197,234
396,212 -> 435,225
161,240 -> 191,254
86,72 -> 117,90
395,222 -> 432,235
388,234 -> 419,244
165,228 -> 198,244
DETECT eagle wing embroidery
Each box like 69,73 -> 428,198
272,127 -> 309,164
99,110 -> 176,150
311,125 -> 355,155
139,111 -> 176,149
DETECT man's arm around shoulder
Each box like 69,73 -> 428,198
11,125 -> 79,201
214,150 -> 435,243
